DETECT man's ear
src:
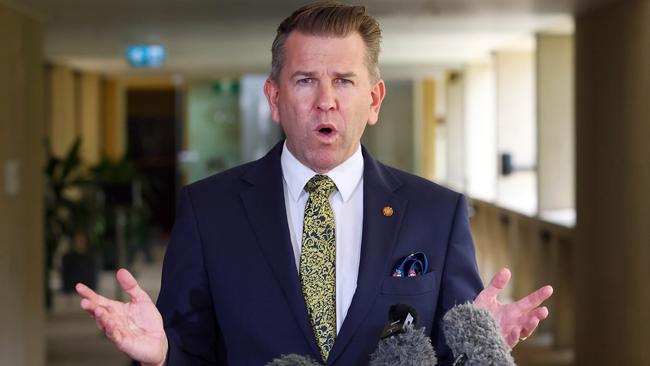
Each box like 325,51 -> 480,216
368,79 -> 386,126
264,78 -> 281,123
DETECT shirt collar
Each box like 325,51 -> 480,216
281,141 -> 363,203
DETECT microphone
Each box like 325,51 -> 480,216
266,354 -> 322,366
369,304 -> 437,366
442,303 -> 515,366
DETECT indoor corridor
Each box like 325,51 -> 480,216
1,0 -> 649,365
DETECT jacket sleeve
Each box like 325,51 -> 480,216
155,186 -> 222,365
431,194 -> 484,365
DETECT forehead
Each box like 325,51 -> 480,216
282,31 -> 368,76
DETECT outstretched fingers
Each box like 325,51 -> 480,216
519,316 -> 541,338
516,285 -> 554,312
77,283 -> 115,317
74,270 -> 168,362
76,280 -> 131,337
76,283 -> 107,305
80,298 -> 98,317
506,329 -> 520,347
509,306 -> 549,344
94,303 -> 127,341
93,306 -> 109,332
532,305 -> 549,320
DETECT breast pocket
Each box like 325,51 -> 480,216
380,271 -> 437,296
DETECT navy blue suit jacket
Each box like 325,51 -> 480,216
156,142 -> 483,365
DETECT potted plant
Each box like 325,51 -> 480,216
44,139 -> 153,308
44,138 -> 98,307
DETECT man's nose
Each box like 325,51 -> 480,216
315,83 -> 337,111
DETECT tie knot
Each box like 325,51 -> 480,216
304,174 -> 336,196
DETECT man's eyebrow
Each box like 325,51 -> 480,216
290,71 -> 316,78
334,72 -> 357,78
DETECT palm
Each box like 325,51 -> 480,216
76,269 -> 167,365
473,268 -> 553,347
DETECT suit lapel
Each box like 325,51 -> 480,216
239,142 -> 320,358
327,148 -> 408,365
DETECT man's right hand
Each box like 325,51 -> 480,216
76,268 -> 168,366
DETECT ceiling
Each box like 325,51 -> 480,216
2,0 -> 617,77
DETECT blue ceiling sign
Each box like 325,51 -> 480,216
126,45 -> 166,68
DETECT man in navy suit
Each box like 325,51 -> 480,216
76,3 -> 553,365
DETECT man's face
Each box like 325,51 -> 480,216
264,31 -> 386,173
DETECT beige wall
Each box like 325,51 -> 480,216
0,3 -> 45,366
576,0 -> 650,364
79,73 -> 102,164
49,65 -> 77,157
49,67 -> 110,164
419,79 -> 436,180
536,34 -> 575,212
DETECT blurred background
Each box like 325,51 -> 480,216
0,0 -> 648,365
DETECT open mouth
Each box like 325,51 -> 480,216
315,123 -> 337,137
314,123 -> 337,142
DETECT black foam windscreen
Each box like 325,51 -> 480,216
388,304 -> 419,326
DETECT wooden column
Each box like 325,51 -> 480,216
102,78 -> 126,160
49,65 -> 77,157
536,33 -> 575,212
78,73 -> 102,164
0,4 -> 45,365
575,1 -> 650,364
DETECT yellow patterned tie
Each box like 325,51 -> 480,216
300,174 -> 337,362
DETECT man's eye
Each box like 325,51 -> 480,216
335,78 -> 353,85
297,78 -> 314,84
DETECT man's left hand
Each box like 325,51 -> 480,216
473,268 -> 553,348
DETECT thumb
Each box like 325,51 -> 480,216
479,267 -> 511,301
116,268 -> 151,303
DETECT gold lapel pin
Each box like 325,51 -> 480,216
382,206 -> 394,217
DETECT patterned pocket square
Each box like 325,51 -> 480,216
391,252 -> 429,277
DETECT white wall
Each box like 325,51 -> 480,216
495,50 -> 537,214
464,62 -> 497,201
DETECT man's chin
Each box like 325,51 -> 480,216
306,152 -> 342,174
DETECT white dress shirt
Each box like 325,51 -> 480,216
281,142 -> 364,333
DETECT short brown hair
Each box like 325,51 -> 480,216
270,1 -> 382,82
